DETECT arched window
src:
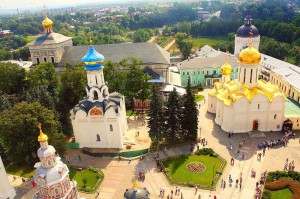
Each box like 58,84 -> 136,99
274,114 -> 277,119
94,91 -> 98,100
110,124 -> 113,131
213,70 -> 216,74
96,134 -> 100,141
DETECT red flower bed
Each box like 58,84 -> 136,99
265,179 -> 300,199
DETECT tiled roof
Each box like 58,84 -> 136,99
60,42 -> 170,66
28,32 -> 72,45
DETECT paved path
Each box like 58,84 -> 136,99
164,39 -> 176,51
148,36 -> 158,43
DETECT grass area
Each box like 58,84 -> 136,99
69,166 -> 104,193
195,94 -> 205,102
23,36 -> 35,43
5,163 -> 35,178
189,36 -> 230,49
163,154 -> 223,186
269,188 -> 293,199
126,110 -> 138,116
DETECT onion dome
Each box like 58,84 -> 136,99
42,15 -> 53,29
236,15 -> 259,38
82,45 -> 105,71
220,61 -> 232,75
238,33 -> 261,64
38,123 -> 48,142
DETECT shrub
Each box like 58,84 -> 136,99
188,181 -> 195,187
261,190 -> 271,199
195,148 -> 216,157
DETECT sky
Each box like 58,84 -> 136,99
0,0 -> 126,9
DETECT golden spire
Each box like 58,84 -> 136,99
221,51 -> 232,75
38,123 -> 48,142
88,32 -> 93,45
42,15 -> 53,29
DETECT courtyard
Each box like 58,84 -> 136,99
10,88 -> 300,199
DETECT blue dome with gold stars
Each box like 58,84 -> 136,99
82,46 -> 105,71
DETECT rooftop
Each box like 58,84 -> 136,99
28,32 -> 72,46
285,98 -> 300,118
60,42 -> 170,66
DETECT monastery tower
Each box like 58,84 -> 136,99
33,124 -> 81,199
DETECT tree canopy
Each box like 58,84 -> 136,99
0,101 -> 66,165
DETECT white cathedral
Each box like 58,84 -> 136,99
208,22 -> 286,133
70,42 -> 128,149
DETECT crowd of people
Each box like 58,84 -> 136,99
254,171 -> 267,199
257,131 -> 296,150
284,158 -> 295,171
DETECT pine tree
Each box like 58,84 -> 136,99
147,85 -> 164,147
182,77 -> 198,140
164,88 -> 182,143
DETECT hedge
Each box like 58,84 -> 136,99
264,179 -> 300,199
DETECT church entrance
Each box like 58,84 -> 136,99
253,120 -> 258,131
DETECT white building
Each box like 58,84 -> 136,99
208,39 -> 286,133
70,44 -> 128,149
0,156 -> 16,199
234,14 -> 260,56
33,124 -> 81,199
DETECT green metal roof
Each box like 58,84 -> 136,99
285,98 -> 300,118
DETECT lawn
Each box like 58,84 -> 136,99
5,163 -> 35,178
269,188 -> 293,199
189,36 -> 231,49
126,110 -> 139,116
163,154 -> 223,186
154,36 -> 175,48
69,166 -> 103,193
195,94 -> 205,102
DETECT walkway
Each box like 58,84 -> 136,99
164,39 -> 176,51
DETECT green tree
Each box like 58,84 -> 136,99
120,57 -> 150,103
0,101 -> 66,165
58,64 -> 87,127
164,88 -> 182,142
28,62 -> 58,96
147,85 -> 164,147
103,60 -> 126,93
0,62 -> 26,95
133,29 -> 151,42
181,77 -> 198,140
179,40 -> 193,60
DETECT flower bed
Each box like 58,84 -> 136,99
160,153 -> 226,190
264,179 -> 300,199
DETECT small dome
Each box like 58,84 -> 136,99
38,132 -> 48,142
220,61 -> 232,75
42,15 -> 53,29
82,46 -> 105,71
238,45 -> 261,64
37,145 -> 56,158
236,15 -> 259,38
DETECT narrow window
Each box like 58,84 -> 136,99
214,70 -> 216,74
250,69 -> 253,83
198,71 -> 200,75
292,92 -> 294,98
94,91 -> 98,100
183,72 -> 185,75
96,134 -> 100,141
51,57 -> 54,64
36,58 -> 40,65
258,104 -> 260,109
110,124 -> 113,131
243,69 -> 246,82
44,57 -> 47,62
95,75 -> 98,85
187,72 -> 189,75
206,71 -> 208,75
274,114 -> 277,119
202,71 -> 204,74
194,71 -> 195,75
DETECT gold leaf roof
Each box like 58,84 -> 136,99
208,79 -> 285,105
220,61 -> 232,75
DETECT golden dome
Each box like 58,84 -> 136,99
220,61 -> 232,75
37,123 -> 48,142
238,33 -> 261,64
42,15 -> 53,29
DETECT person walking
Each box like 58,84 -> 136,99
223,181 -> 226,189
195,186 -> 198,195
236,179 -> 239,188
221,179 -> 224,188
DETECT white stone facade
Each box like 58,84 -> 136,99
70,68 -> 127,149
0,156 -> 16,199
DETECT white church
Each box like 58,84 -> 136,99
208,33 -> 286,133
70,43 -> 128,149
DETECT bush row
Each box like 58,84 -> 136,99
195,148 -> 218,157
266,171 -> 300,183
264,179 -> 300,199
